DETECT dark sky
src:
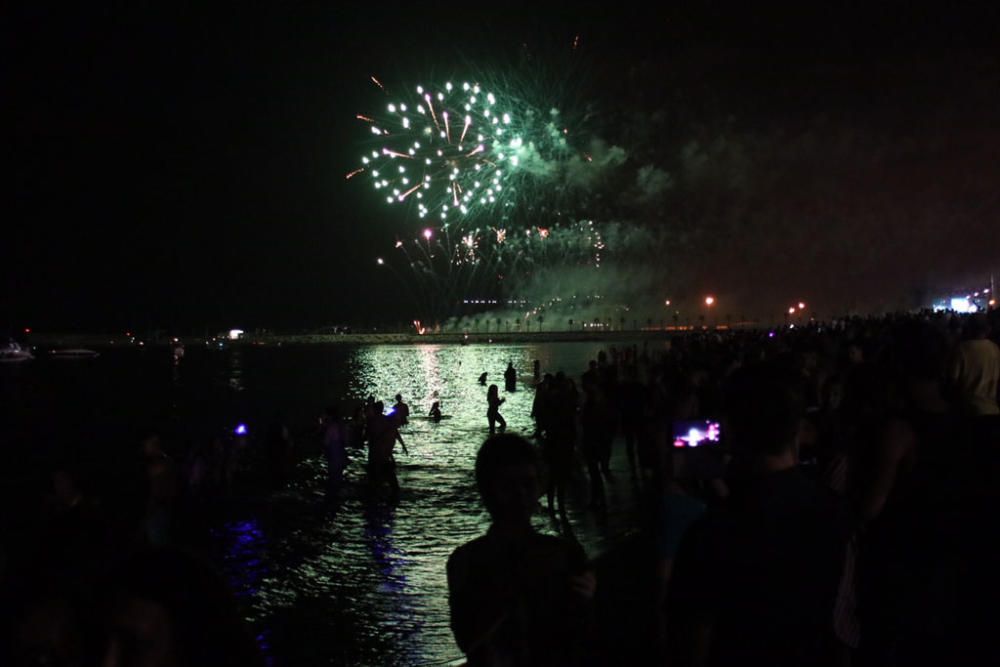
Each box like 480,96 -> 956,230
6,2 -> 999,332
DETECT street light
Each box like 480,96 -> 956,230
788,307 -> 796,315
704,296 -> 715,306
798,301 -> 806,310
664,299 -> 671,306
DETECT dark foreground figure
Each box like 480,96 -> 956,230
447,434 -> 596,666
665,363 -> 849,667
4,547 -> 264,667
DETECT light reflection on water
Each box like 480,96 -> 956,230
1,340 -> 644,666
209,342 -> 634,666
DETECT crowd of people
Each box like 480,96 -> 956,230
2,308 -> 998,665
449,309 -> 999,665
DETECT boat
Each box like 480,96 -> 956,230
0,341 -> 34,363
49,348 -> 100,359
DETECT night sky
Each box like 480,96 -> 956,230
6,3 -> 999,332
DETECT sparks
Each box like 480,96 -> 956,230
371,75 -> 385,91
381,148 -> 413,159
356,114 -> 375,123
345,167 -> 364,180
459,115 -> 471,144
424,93 -> 440,131
399,183 -> 422,200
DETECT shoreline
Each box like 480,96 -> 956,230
23,327 -> 744,349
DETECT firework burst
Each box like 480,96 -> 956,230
354,80 -> 527,222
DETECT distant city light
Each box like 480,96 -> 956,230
798,302 -> 806,310
234,424 -> 248,436
228,329 -> 244,340
23,328 -> 31,334
789,307 -> 796,314
664,299 -> 671,306
704,296 -> 715,306
376,257 -> 384,265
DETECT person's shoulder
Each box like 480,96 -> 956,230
530,531 -> 577,550
528,532 -> 588,569
447,535 -> 490,571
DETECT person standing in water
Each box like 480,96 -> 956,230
429,401 -> 443,422
487,385 -> 507,434
322,407 -> 347,498
394,393 -> 410,426
504,361 -> 517,392
368,401 -> 409,502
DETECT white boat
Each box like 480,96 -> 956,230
49,348 -> 100,359
0,341 -> 34,363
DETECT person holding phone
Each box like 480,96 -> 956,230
666,363 -> 849,667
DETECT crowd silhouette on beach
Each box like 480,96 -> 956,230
2,308 -> 999,665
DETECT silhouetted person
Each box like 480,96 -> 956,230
367,402 -> 408,502
100,548 -> 264,666
265,414 -> 293,488
652,451 -> 707,652
533,359 -> 541,382
32,467 -> 111,593
141,434 -> 177,547
429,401 -> 443,422
394,393 -> 411,426
618,365 -> 646,473
504,361 -> 517,392
581,379 -> 612,509
322,406 -> 348,497
544,373 -> 577,515
478,372 -> 488,386
447,435 -> 596,666
530,374 -> 553,439
487,385 -> 507,434
6,586 -> 86,667
346,405 -> 365,449
948,314 -> 1000,415
667,363 -> 848,667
